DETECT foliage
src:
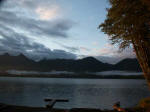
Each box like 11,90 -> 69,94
138,97 -> 150,109
99,0 -> 150,86
99,0 -> 150,49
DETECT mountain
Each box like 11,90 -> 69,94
0,53 -> 142,72
114,58 -> 141,72
0,53 -> 35,71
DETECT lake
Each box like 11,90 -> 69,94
0,77 -> 149,109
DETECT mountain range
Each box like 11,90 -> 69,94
0,53 -> 142,72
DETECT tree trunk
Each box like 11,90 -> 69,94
132,39 -> 150,87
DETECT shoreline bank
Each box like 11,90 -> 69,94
0,72 -> 144,79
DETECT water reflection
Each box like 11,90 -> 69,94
0,77 -> 149,109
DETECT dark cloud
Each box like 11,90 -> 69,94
8,0 -> 54,10
55,42 -> 79,52
0,0 -> 5,4
0,0 -> 4,5
0,0 -> 75,38
0,0 -> 77,60
0,25 -> 77,60
0,10 -> 74,38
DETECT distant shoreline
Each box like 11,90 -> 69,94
0,72 -> 144,79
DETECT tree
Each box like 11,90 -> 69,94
99,0 -> 150,86
142,0 -> 150,9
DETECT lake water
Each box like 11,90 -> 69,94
0,77 -> 150,109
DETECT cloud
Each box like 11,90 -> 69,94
55,42 -> 91,54
0,10 -> 74,38
0,0 -> 74,38
61,45 -> 79,53
93,43 -> 135,57
36,6 -> 60,20
18,0 -> 56,10
90,43 -> 136,64
97,44 -> 118,56
94,56 -> 123,64
0,25 -> 77,61
78,43 -> 136,64
0,0 -> 77,61
0,0 -> 136,64
55,42 -> 79,53
79,47 -> 90,52
0,0 -> 4,6
92,41 -> 99,46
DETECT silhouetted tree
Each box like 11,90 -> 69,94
99,0 -> 150,86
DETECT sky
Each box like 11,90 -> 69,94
0,0 -> 136,64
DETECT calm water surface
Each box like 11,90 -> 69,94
0,77 -> 149,109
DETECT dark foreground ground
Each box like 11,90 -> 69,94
0,103 -> 147,112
